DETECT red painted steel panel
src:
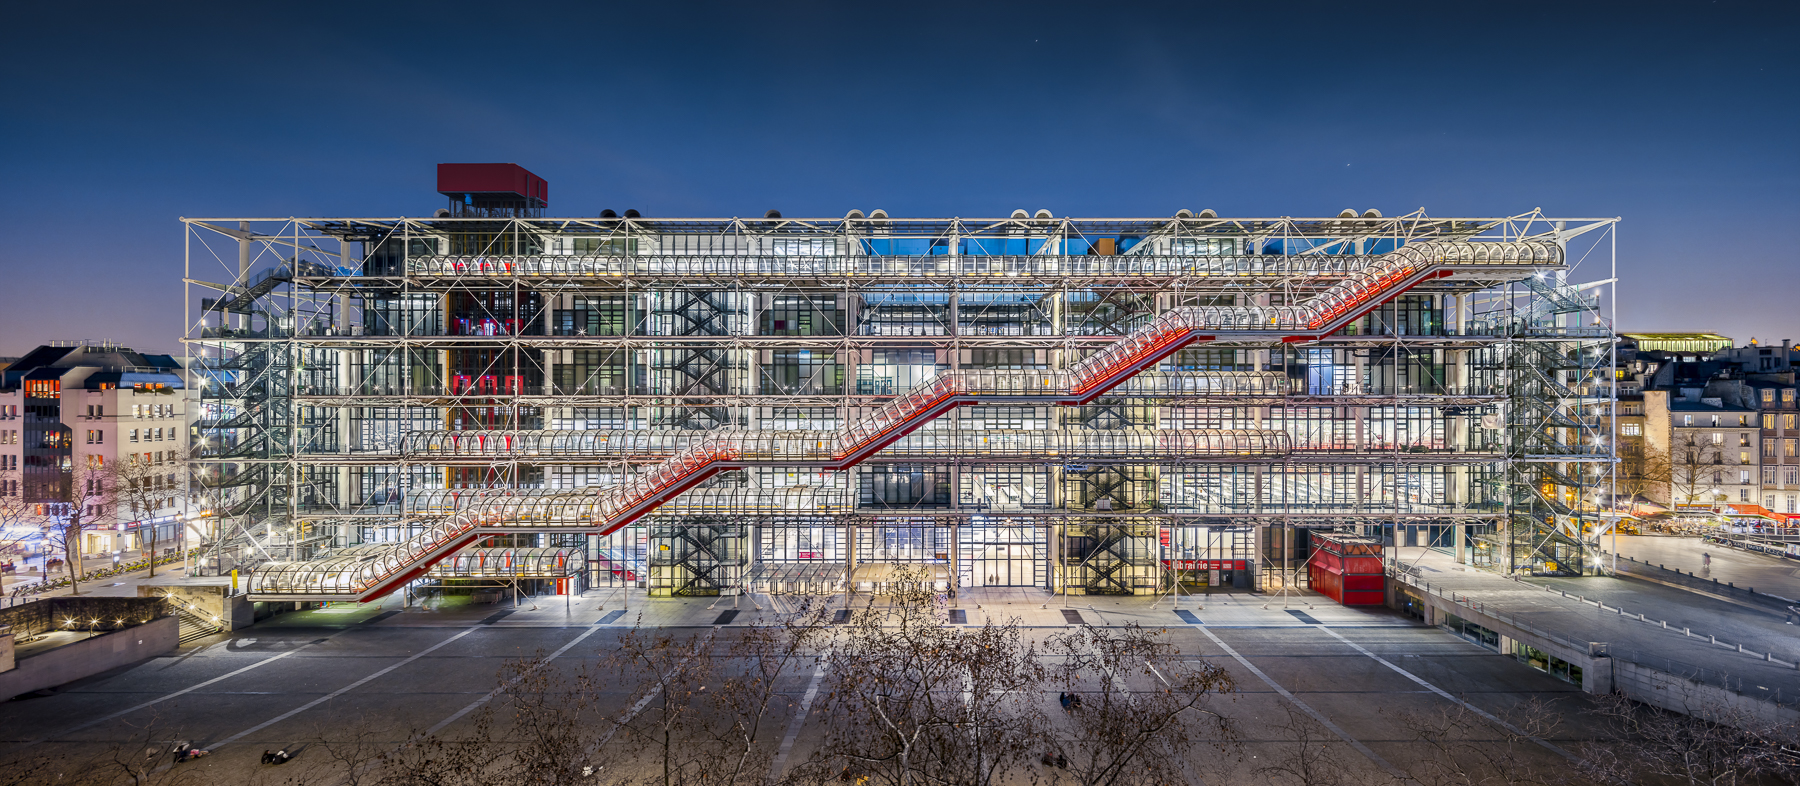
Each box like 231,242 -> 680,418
437,163 -> 548,203
1342,573 -> 1385,592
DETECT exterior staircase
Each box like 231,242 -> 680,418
248,240 -> 1559,601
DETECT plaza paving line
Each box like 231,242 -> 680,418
1313,626 -> 1575,761
34,640 -> 325,743
1190,623 -> 1415,784
767,661 -> 827,782
424,622 -> 608,735
209,624 -> 488,748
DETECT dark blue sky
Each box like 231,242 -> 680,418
2,0 -> 1794,355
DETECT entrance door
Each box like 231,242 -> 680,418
960,525 -> 1046,588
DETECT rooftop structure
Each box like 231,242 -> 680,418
1620,333 -> 1735,354
179,181 -> 1620,601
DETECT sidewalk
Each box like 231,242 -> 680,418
1398,550 -> 1800,695
1606,534 -> 1800,600
1,549 -> 202,602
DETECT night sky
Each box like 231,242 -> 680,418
1,0 -> 1794,356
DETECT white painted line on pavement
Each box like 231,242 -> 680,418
1313,626 -> 1577,761
425,622 -> 607,735
767,661 -> 827,781
1189,623 -> 1416,784
212,624 -> 485,747
39,642 -> 320,742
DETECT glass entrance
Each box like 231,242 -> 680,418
1163,525 -> 1253,591
960,523 -> 1047,588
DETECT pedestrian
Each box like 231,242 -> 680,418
1703,552 -> 1712,568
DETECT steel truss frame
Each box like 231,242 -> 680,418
183,210 -> 1616,591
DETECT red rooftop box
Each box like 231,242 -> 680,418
437,163 -> 547,206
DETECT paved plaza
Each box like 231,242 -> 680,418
0,587 -> 1604,784
12,534 -> 1798,783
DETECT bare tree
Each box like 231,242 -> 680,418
0,468 -> 37,569
1616,444 -> 1671,510
707,599 -> 833,784
108,454 -> 186,577
1577,690 -> 1800,786
378,712 -> 510,786
1255,704 -> 1356,786
603,625 -> 730,785
1397,696 -> 1568,786
1042,621 -> 1236,786
794,567 -> 1045,786
1669,432 -> 1725,507
30,459 -> 118,594
491,653 -> 628,786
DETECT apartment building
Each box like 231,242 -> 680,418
0,341 -> 189,555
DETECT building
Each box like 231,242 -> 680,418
0,341 -> 189,555
182,165 -> 1619,602
1643,387 -> 1760,506
1733,341 -> 1797,515
1622,338 -> 1798,514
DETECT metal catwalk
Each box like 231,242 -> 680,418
239,240 -> 1564,600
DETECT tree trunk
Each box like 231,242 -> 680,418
65,528 -> 81,595
144,518 -> 156,578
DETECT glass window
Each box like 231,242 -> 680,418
1683,415 -> 1693,427
1764,389 -> 1776,403
1711,432 -> 1724,445
1785,414 -> 1796,429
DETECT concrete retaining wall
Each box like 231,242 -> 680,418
1406,582 -> 1800,729
0,616 -> 177,701
1414,591 -> 1612,693
1613,659 -> 1800,726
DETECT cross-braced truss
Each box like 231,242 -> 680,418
180,210 -> 1616,595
